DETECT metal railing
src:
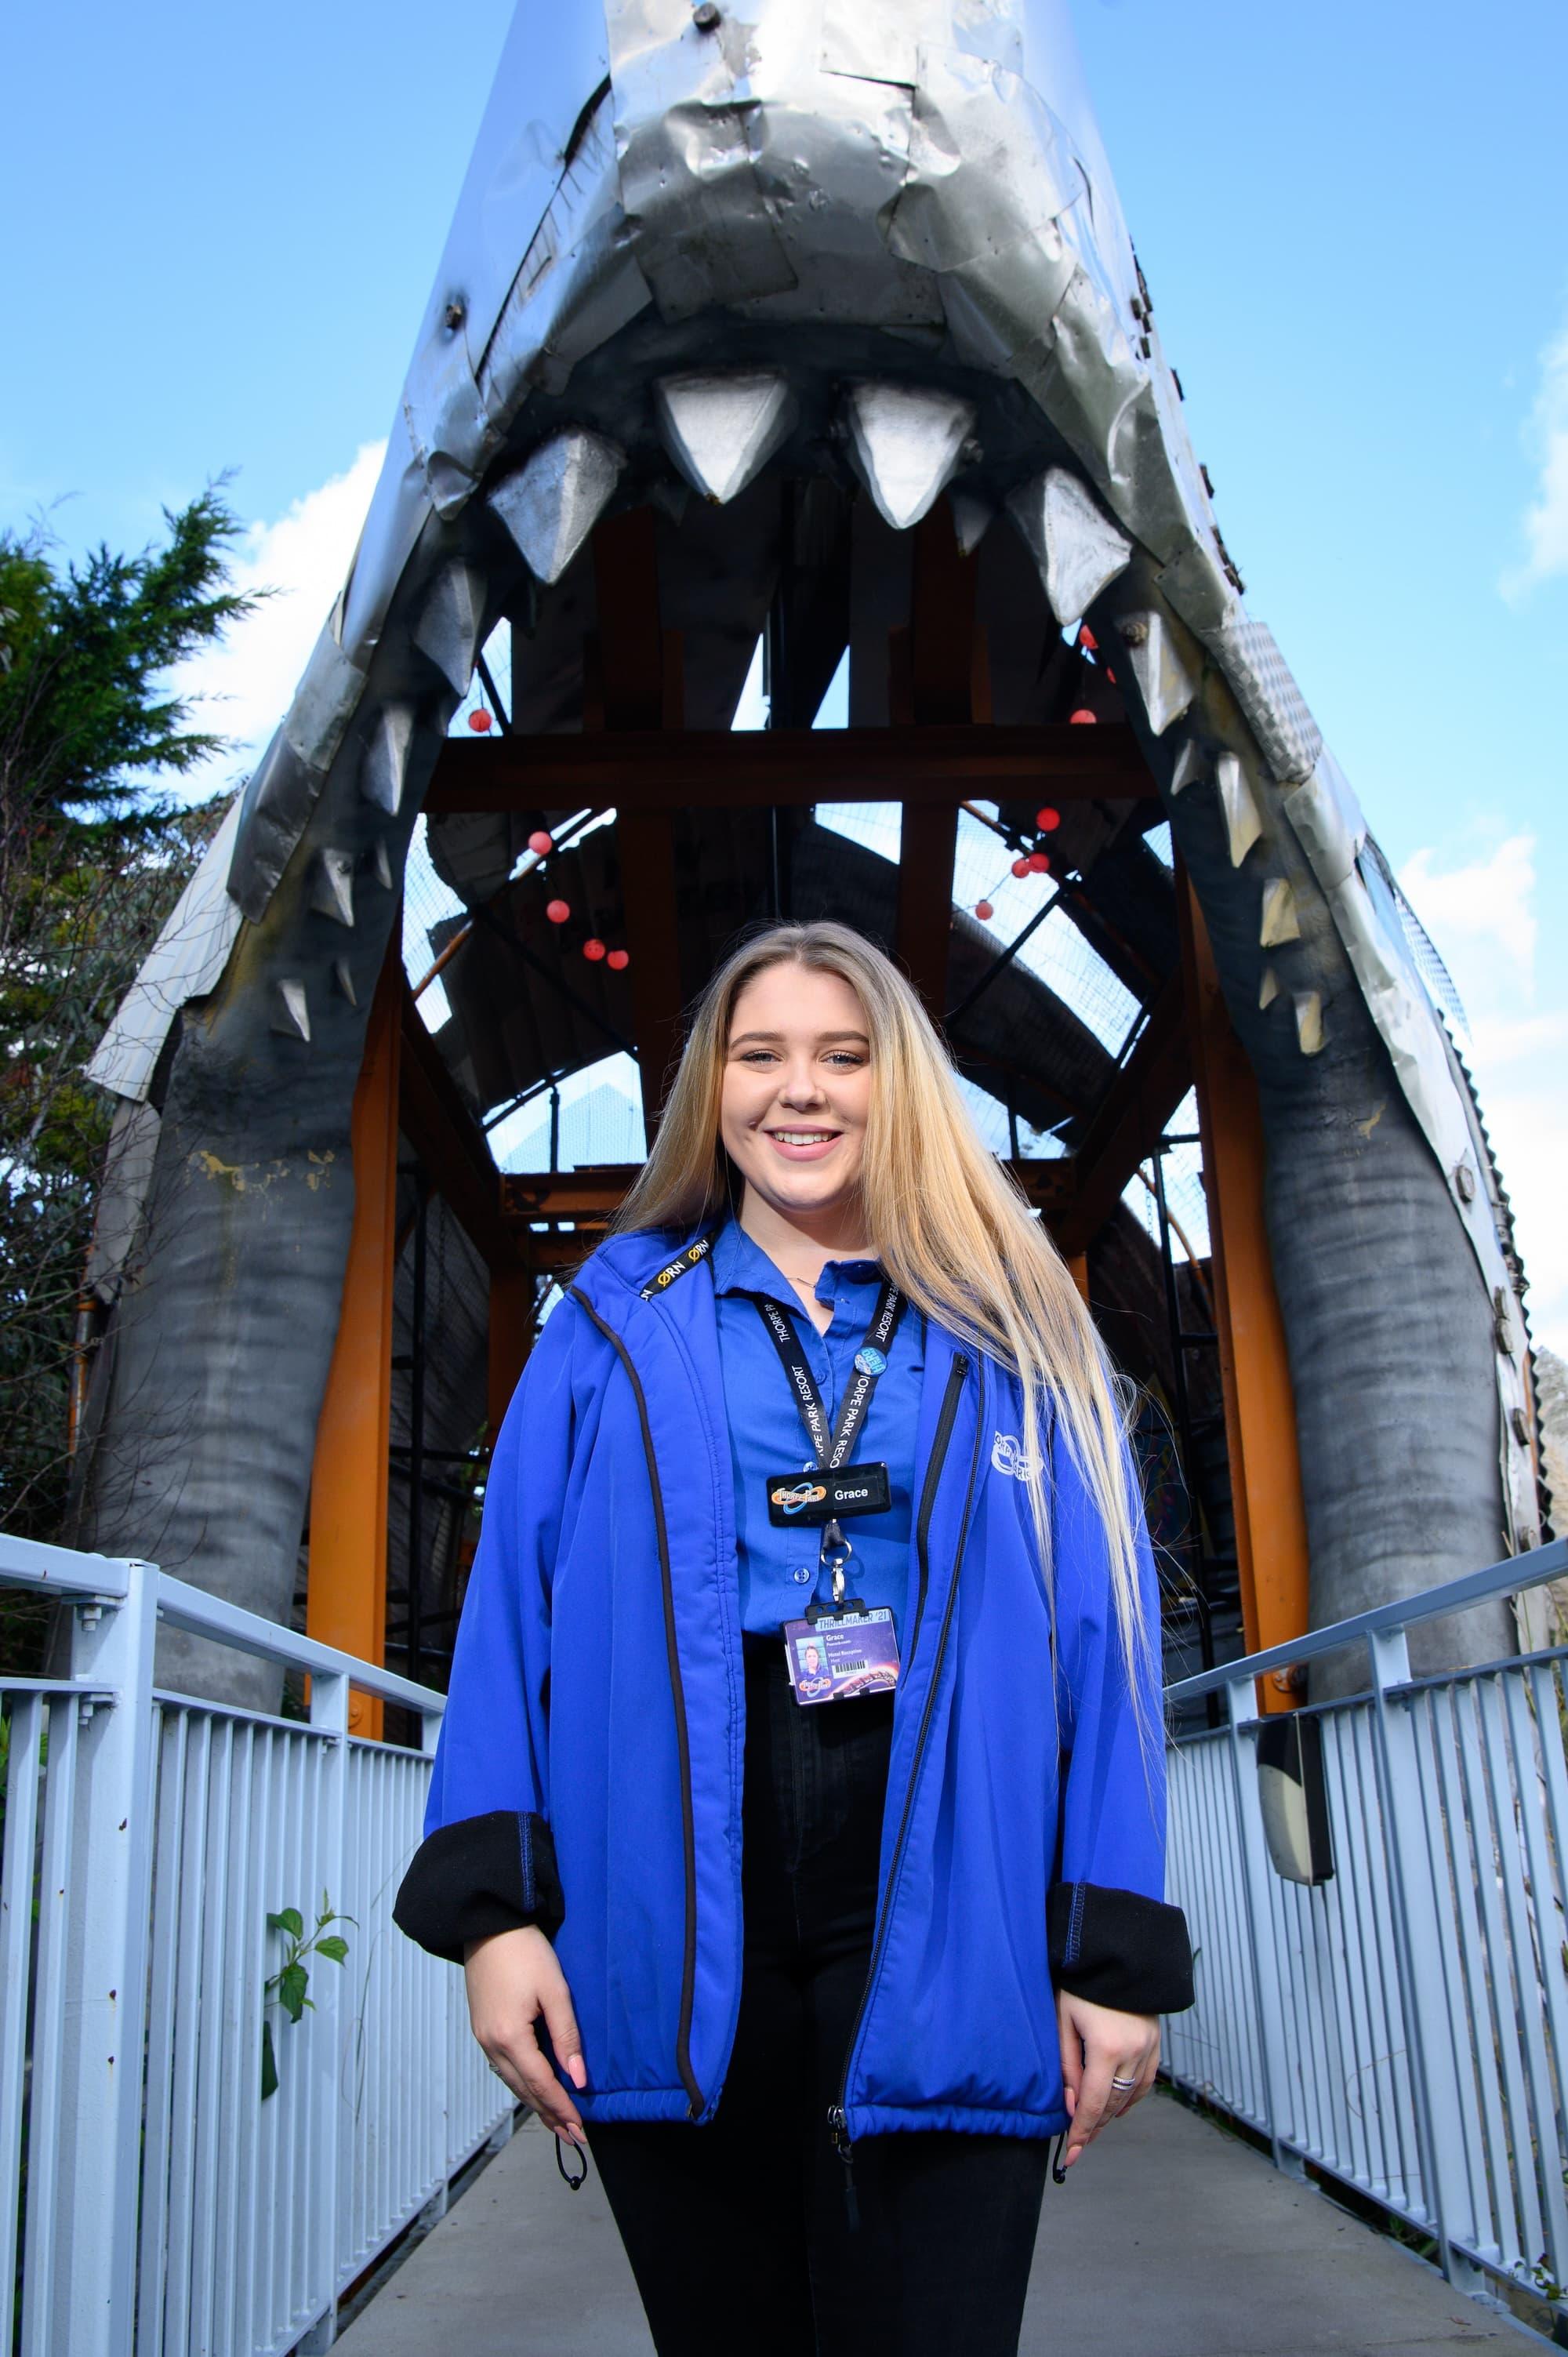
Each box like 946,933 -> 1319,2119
0,1534 -> 510,2357
1162,1535 -> 1568,2323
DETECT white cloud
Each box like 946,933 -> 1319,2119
175,440 -> 387,783
1501,323 -> 1568,599
1399,834 -> 1537,1000
1400,833 -> 1568,1356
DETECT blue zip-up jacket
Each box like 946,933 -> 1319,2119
393,1223 -> 1194,2144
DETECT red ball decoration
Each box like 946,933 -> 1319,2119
1069,707 -> 1098,725
606,947 -> 630,971
546,897 -> 571,924
467,707 -> 492,732
583,937 -> 607,961
975,899 -> 994,921
1011,855 -> 1031,879
1036,805 -> 1061,833
1078,626 -> 1099,653
1027,850 -> 1051,873
528,828 -> 554,857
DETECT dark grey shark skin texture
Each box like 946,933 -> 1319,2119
71,0 -> 1527,1705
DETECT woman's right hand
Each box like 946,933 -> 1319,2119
463,1923 -> 588,2148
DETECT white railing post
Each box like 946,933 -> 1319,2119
1367,1627 -> 1486,2293
298,1668 -> 350,2356
56,1560 -> 159,2357
1224,1674 -> 1301,2172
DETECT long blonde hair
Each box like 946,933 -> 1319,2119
612,920 -> 1159,1744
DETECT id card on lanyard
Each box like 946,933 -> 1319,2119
747,1279 -> 906,1705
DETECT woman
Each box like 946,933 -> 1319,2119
394,919 -> 1193,2356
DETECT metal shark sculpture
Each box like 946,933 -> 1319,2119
81,0 -> 1540,1705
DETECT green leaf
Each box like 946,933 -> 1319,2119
268,1907 -> 304,1941
260,2018 -> 278,2101
314,1936 -> 350,1965
278,1962 -> 310,2023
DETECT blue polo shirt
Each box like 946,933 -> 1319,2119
710,1213 -> 924,1640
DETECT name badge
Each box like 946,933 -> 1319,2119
765,1461 -> 891,1527
783,1608 -> 901,1707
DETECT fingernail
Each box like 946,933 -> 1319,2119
568,2057 -> 587,2090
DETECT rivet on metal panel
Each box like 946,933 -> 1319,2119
1293,990 -> 1324,1056
1007,467 -> 1133,631
654,372 -> 797,505
1117,617 -> 1150,647
1512,1407 -> 1530,1446
1258,877 -> 1301,949
1494,1288 -> 1517,1357
358,703 -> 419,819
692,1 -> 720,25
444,298 -> 466,333
310,848 -> 357,929
488,428 -> 625,586
1454,1161 -> 1477,1204
271,979 -> 311,1043
844,383 -> 976,533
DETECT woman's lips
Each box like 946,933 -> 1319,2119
763,1129 -> 841,1162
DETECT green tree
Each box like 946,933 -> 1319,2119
0,492 -> 256,1660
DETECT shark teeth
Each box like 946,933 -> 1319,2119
488,427 -> 625,585
1216,750 -> 1264,866
654,372 -> 797,504
1115,608 -> 1200,735
844,383 -> 976,532
358,703 -> 419,819
271,979 -> 310,1041
414,559 -> 488,697
309,848 -> 356,928
1007,467 -> 1132,628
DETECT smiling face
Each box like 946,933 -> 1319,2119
720,961 -> 873,1234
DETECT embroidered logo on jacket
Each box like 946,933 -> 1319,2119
991,1431 -> 1040,1480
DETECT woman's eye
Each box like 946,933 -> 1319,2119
825,1052 -> 865,1069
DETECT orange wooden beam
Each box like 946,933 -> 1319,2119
424,722 -> 1155,815
1178,877 -> 1311,1710
307,950 -> 401,1739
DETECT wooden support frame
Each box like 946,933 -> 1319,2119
1051,970 -> 1192,1258
1178,876 -> 1310,1702
425,722 -> 1154,815
307,952 -> 401,1738
593,509 -> 686,1135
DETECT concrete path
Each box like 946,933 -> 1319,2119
335,2088 -> 1539,2355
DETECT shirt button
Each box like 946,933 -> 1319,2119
791,1567 -> 813,1585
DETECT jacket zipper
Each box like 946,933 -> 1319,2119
567,1287 -> 705,2117
829,1352 -> 984,2203
906,1352 -> 969,1677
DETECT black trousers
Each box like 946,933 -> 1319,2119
588,1639 -> 1050,2355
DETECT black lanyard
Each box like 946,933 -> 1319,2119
638,1227 -> 722,1302
747,1279 -> 906,1470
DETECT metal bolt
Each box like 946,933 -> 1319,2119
444,298 -> 466,332
1454,1161 -> 1477,1202
693,1 -> 720,26
1512,1407 -> 1530,1446
1117,617 -> 1150,647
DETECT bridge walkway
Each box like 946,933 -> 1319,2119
335,2086 -> 1537,2355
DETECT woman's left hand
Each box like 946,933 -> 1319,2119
1054,1990 -> 1160,2169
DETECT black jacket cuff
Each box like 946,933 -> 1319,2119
392,1809 -> 564,1966
1047,1879 -> 1195,2015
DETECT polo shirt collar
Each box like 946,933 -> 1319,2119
710,1211 -> 884,1305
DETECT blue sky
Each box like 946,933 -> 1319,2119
5,0 -> 1565,1347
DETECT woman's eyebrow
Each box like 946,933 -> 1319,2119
728,1029 -> 871,1046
